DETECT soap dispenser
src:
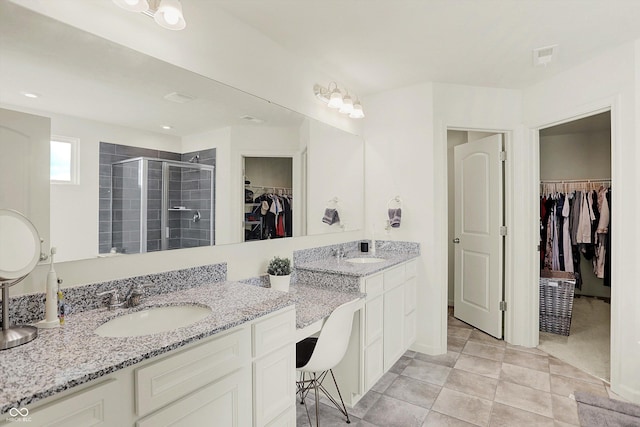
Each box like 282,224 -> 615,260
36,247 -> 60,329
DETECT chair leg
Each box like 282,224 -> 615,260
296,369 -> 351,425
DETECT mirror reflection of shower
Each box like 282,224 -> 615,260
98,143 -> 215,256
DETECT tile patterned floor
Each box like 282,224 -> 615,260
296,315 -> 612,426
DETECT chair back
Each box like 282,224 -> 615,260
298,298 -> 361,373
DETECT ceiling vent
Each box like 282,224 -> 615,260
163,92 -> 195,103
533,44 -> 558,67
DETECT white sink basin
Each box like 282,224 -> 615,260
95,305 -> 212,337
346,257 -> 386,264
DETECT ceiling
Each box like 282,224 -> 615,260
209,0 -> 640,95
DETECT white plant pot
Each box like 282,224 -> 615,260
269,274 -> 291,292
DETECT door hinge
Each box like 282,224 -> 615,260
499,301 -> 507,311
499,226 -> 507,236
537,244 -> 541,252
499,151 -> 507,161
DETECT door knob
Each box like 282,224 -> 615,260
453,238 -> 460,244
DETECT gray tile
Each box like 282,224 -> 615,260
548,357 -> 602,384
448,316 -> 474,330
448,326 -> 472,340
494,380 -> 553,418
404,350 -> 417,358
453,354 -> 502,379
488,402 -> 554,427
444,368 -> 498,401
448,337 -> 467,353
551,394 -> 580,426
508,343 -> 548,356
422,411 -> 477,426
384,375 -> 441,409
503,348 -> 549,372
402,359 -> 452,386
500,362 -> 551,392
432,388 -> 493,427
355,420 -> 379,427
415,350 -> 460,367
372,371 -> 399,393
461,341 -> 505,362
390,356 -> 413,374
549,375 -> 608,398
350,390 -> 382,419
363,395 -> 429,427
468,330 -> 506,348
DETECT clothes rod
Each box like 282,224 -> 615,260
539,179 -> 610,183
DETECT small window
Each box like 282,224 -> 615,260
50,136 -> 79,184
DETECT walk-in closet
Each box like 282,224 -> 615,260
537,111 -> 611,381
243,156 -> 293,242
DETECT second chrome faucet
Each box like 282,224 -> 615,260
98,282 -> 154,310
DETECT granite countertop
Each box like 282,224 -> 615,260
295,251 -> 420,277
0,281 -> 294,414
289,283 -> 364,328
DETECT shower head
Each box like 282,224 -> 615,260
188,154 -> 200,163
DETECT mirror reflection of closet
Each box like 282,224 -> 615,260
243,157 -> 293,242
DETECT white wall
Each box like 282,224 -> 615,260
306,120 -> 364,235
363,82 -> 437,354
539,130 -> 611,180
523,41 -> 638,403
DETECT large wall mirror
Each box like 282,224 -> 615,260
0,3 -> 364,263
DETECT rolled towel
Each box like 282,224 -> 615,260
388,208 -> 402,228
322,208 -> 340,225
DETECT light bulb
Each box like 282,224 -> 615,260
349,102 -> 365,119
163,8 -> 180,25
113,0 -> 149,12
327,88 -> 343,109
339,95 -> 354,114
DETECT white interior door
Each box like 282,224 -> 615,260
454,134 -> 504,338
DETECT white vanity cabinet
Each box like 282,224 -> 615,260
332,259 -> 418,407
18,306 -> 295,427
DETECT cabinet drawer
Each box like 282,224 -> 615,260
253,345 -> 295,427
405,260 -> 417,279
252,307 -> 295,358
365,295 -> 383,345
383,265 -> 405,291
27,379 -> 118,427
363,274 -> 384,297
404,277 -> 417,315
136,367 -> 252,427
135,326 -> 250,417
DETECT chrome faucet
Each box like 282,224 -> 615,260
97,289 -> 125,311
333,246 -> 346,260
126,282 -> 154,307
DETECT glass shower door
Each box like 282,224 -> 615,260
111,159 -> 143,254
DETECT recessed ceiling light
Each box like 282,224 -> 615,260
161,125 -> 172,130
240,115 -> 264,124
21,92 -> 39,98
163,92 -> 195,103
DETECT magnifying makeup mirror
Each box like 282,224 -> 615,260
0,209 -> 42,350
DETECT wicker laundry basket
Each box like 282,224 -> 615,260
539,270 -> 576,336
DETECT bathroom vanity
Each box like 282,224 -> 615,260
0,282 -> 297,426
295,244 -> 419,407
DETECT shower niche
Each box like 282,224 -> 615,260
99,143 -> 215,255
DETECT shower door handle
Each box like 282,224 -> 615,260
165,227 -> 170,239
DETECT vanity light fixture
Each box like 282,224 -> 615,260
113,0 -> 186,31
313,83 -> 364,119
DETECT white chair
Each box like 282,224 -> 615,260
296,298 -> 361,426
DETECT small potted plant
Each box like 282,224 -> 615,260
267,256 -> 292,292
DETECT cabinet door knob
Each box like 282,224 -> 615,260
453,238 -> 460,244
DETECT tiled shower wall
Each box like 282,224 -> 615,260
98,143 -> 215,254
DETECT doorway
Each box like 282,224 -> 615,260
536,111 -> 612,381
447,130 -> 506,339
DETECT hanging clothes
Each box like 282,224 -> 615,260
539,182 -> 611,289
